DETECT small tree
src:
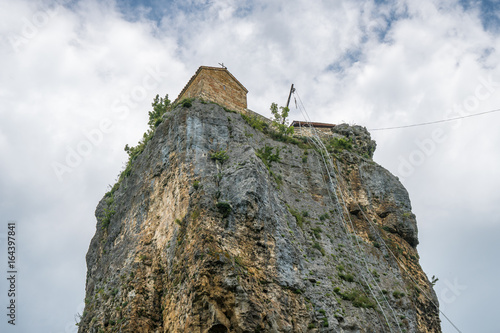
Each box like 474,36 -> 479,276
431,275 -> 439,286
148,94 -> 171,128
270,102 -> 294,136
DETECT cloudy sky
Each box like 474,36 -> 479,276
0,0 -> 499,332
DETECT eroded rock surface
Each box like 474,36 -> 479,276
79,101 -> 441,333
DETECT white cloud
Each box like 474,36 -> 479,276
0,0 -> 499,331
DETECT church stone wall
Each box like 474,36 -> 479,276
293,126 -> 334,138
178,68 -> 247,113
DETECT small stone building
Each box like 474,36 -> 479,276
176,66 -> 248,113
290,120 -> 336,137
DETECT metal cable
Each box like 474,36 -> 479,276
292,89 -> 462,332
355,168 -> 463,333
293,91 -> 401,332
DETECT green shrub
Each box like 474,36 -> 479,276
312,227 -> 322,239
181,98 -> 192,108
118,94 -> 173,187
352,294 -> 375,308
216,202 -> 232,218
191,209 -> 200,220
338,273 -> 355,282
101,193 -> 116,230
270,102 -> 294,136
288,207 -> 304,229
319,213 -> 329,221
393,291 -> 405,299
255,145 -> 280,169
210,150 -> 229,163
234,256 -> 244,267
148,94 -> 171,128
269,130 -> 300,144
193,180 -> 200,190
338,289 -> 375,309
223,107 -> 237,113
431,275 -> 439,286
312,241 -> 325,256
272,173 -> 283,187
241,113 -> 268,132
122,129 -> 154,178
402,211 -> 412,218
327,137 -> 353,152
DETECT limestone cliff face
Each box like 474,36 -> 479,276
79,101 -> 441,333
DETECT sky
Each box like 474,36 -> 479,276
0,0 -> 499,332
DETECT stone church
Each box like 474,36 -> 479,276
176,66 -> 248,113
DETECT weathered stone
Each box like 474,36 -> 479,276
176,66 -> 248,113
79,100 -> 440,333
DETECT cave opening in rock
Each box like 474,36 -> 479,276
208,324 -> 228,333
